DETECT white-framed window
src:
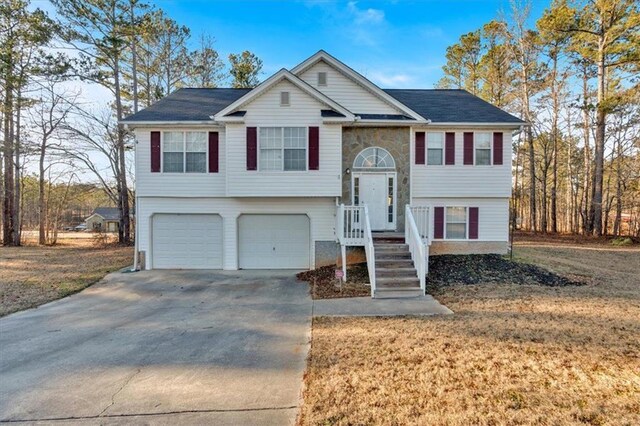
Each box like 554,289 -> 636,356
280,91 -> 290,106
427,132 -> 444,165
446,207 -> 467,239
162,131 -> 207,173
259,127 -> 307,171
318,72 -> 327,86
475,132 -> 491,165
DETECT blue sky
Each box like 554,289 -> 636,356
135,0 -> 549,89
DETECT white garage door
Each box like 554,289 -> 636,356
238,215 -> 310,269
152,214 -> 222,269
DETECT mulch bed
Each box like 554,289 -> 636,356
298,255 -> 586,300
427,254 -> 587,288
297,264 -> 370,299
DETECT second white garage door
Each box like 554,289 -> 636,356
152,214 -> 223,269
238,214 -> 310,269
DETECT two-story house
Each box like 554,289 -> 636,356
122,51 -> 524,297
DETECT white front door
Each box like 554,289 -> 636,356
359,174 -> 388,230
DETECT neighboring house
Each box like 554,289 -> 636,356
85,207 -> 120,233
122,50 -> 524,296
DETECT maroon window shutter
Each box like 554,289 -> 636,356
463,132 -> 474,165
415,132 -> 425,165
493,132 -> 503,165
445,132 -> 455,165
246,127 -> 257,171
150,131 -> 161,173
308,126 -> 319,170
208,132 -> 219,173
434,207 -> 444,239
469,207 -> 479,239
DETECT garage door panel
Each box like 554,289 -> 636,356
152,214 -> 222,269
239,215 -> 310,269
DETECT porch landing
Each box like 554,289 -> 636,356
312,295 -> 452,317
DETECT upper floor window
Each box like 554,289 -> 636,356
318,72 -> 327,86
475,133 -> 491,165
427,132 -> 443,165
259,127 -> 306,171
162,131 -> 207,173
446,207 -> 467,239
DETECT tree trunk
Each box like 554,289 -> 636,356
13,91 -> 22,246
550,54 -> 559,233
3,79 -> 15,246
130,0 -> 139,113
581,65 -> 591,234
591,44 -> 606,237
38,134 -> 47,245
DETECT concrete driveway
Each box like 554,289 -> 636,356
0,270 -> 312,425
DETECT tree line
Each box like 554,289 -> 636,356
437,0 -> 639,237
1,0 -> 264,246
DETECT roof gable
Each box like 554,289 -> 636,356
214,69 -> 354,121
291,50 -> 425,121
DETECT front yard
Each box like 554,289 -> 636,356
300,240 -> 640,425
0,237 -> 133,316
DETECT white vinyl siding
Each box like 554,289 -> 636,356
135,128 -> 226,197
298,60 -> 401,115
137,197 -> 335,270
411,129 -> 512,198
411,197 -> 508,242
152,214 -> 222,269
226,80 -> 341,197
238,215 -> 310,269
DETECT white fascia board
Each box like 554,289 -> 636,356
415,122 -> 525,129
291,50 -> 426,122
122,121 -> 221,129
213,68 -> 354,121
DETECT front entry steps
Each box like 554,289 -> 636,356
372,233 -> 423,298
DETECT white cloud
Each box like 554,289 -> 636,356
369,72 -> 413,88
347,2 -> 385,25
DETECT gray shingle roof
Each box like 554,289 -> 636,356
91,207 -> 120,221
122,88 -> 251,122
121,87 -> 523,124
383,89 -> 524,123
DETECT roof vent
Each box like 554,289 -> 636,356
280,91 -> 290,106
318,72 -> 327,87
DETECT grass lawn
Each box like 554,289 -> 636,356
300,240 -> 640,425
0,236 -> 133,316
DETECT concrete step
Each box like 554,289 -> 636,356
376,276 -> 421,287
374,287 -> 424,299
374,243 -> 409,251
376,252 -> 412,260
375,267 -> 417,278
375,258 -> 415,268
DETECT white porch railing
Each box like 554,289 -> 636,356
336,203 -> 376,297
405,205 -> 428,295
409,205 -> 431,241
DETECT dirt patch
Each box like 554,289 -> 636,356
0,238 -> 133,316
297,264 -> 370,299
427,254 -> 586,288
300,242 -> 640,425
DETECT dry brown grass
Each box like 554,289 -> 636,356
0,237 -> 133,316
300,242 -> 640,426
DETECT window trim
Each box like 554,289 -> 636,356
160,130 -> 209,174
257,126 -> 309,172
426,131 -> 445,166
444,206 -> 469,240
474,131 -> 492,166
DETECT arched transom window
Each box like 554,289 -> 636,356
353,147 -> 396,169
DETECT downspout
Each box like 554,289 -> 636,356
131,195 -> 139,271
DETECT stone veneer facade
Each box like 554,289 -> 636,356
341,127 -> 411,231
